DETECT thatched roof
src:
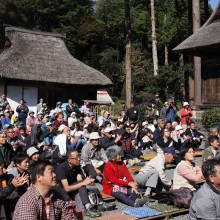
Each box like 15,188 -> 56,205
0,26 -> 112,86
173,1 -> 220,54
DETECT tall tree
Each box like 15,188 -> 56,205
150,0 -> 158,75
192,0 -> 201,107
125,0 -> 132,106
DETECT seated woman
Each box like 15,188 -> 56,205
173,146 -> 203,191
6,153 -> 29,219
102,145 -> 147,207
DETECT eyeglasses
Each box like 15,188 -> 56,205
7,132 -> 14,134
70,156 -> 80,160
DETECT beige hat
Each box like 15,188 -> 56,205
89,132 -> 100,140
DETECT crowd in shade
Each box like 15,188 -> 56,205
0,93 -> 220,219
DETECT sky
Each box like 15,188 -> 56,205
210,0 -> 219,9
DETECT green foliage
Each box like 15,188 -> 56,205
147,63 -> 188,102
0,0 -> 213,101
137,103 -> 146,123
201,108 -> 220,130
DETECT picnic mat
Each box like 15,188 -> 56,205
148,203 -> 182,213
123,206 -> 162,218
95,212 -> 138,220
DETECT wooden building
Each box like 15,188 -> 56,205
173,2 -> 220,108
0,26 -> 112,112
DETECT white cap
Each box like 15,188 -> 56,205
142,121 -> 149,126
104,111 -> 110,115
71,112 -> 76,116
89,132 -> 100,140
46,122 -> 52,126
175,125 -> 183,131
27,147 -> 39,157
183,102 -> 189,107
58,124 -> 67,132
104,127 -> 113,133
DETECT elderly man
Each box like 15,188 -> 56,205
0,132 -> 14,169
189,159 -> 220,219
81,132 -> 108,183
13,160 -> 77,220
136,147 -> 176,191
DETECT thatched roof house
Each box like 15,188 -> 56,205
173,2 -> 220,108
0,26 -> 112,111
173,2 -> 220,55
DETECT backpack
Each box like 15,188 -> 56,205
152,187 -> 193,208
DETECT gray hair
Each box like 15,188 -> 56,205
106,145 -> 123,160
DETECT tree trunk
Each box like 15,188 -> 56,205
179,53 -> 184,66
165,45 -> 168,65
125,0 -> 132,106
193,0 -> 201,108
150,0 -> 158,76
179,54 -> 186,100
204,0 -> 209,21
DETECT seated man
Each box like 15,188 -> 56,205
55,150 -> 101,218
184,122 -> 204,149
189,159 -> 220,219
13,160 -> 77,220
202,135 -> 220,162
136,147 -> 175,192
81,132 -> 108,183
99,127 -> 121,150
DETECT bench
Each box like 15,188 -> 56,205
101,192 -> 115,201
194,151 -> 203,157
128,166 -> 142,174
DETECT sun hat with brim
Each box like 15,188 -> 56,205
164,147 -> 178,157
27,147 -> 39,158
183,102 -> 189,107
89,132 -> 100,140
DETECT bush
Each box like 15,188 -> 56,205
201,108 -> 220,130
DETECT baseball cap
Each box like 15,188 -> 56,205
27,147 -> 39,158
46,122 -> 52,126
164,147 -> 178,157
142,121 -> 149,126
175,125 -> 183,131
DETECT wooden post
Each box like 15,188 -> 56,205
192,0 -> 201,108
125,0 -> 132,106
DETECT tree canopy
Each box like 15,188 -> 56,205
0,0 -> 213,103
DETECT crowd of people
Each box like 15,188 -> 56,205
0,94 -> 219,219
